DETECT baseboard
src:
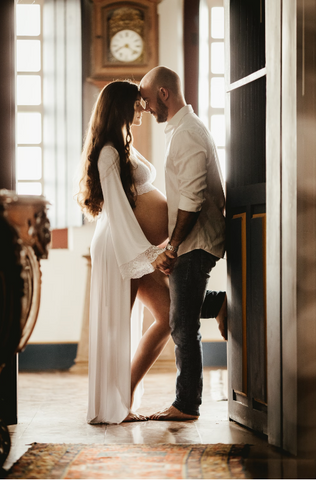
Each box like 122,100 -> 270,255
202,342 -> 227,367
19,343 -> 78,371
19,341 -> 226,371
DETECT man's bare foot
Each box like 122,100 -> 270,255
122,412 -> 148,422
149,405 -> 199,421
216,295 -> 227,340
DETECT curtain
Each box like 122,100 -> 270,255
43,0 -> 82,228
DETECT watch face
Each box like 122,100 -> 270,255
110,29 -> 143,63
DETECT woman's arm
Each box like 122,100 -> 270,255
98,146 -> 163,280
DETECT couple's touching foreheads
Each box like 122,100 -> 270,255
76,66 -> 227,424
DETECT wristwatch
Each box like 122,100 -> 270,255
166,243 -> 178,254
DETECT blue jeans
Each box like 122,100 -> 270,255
169,249 -> 219,416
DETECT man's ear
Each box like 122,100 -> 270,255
159,87 -> 169,101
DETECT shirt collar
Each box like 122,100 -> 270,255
164,105 -> 193,134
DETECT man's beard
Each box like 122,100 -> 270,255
155,94 -> 168,123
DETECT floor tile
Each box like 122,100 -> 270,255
2,369 -> 316,479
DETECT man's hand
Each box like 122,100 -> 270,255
152,250 -> 177,275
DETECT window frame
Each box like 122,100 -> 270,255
199,0 -> 226,180
16,0 -> 44,196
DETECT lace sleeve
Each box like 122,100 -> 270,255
120,246 -> 164,280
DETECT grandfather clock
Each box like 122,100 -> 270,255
88,0 -> 161,159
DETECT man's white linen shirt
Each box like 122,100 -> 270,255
164,105 -> 226,259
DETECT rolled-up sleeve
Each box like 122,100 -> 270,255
171,130 -> 207,212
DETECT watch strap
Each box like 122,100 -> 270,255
166,243 -> 178,253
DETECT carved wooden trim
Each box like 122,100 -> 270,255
0,190 -> 51,360
18,246 -> 42,352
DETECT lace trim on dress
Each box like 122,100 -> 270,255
136,183 -> 156,196
120,245 -> 164,280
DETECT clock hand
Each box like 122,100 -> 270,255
115,45 -> 139,54
112,45 -> 128,53
123,43 -> 140,53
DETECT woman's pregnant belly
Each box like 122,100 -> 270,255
133,187 -> 168,246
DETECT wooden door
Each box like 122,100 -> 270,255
225,0 -> 268,434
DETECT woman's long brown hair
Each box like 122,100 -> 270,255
76,80 -> 139,220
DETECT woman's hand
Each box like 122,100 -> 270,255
152,250 -> 177,275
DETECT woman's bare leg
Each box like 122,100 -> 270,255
130,270 -> 171,404
131,278 -> 139,309
123,278 -> 148,422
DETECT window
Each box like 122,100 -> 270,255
199,0 -> 226,180
16,0 -> 43,196
15,0 -> 82,228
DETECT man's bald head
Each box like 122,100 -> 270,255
141,66 -> 182,97
140,66 -> 186,122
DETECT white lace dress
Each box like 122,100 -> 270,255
87,145 -> 162,424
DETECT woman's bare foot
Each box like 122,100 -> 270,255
216,295 -> 227,340
149,405 -> 199,421
122,412 -> 148,422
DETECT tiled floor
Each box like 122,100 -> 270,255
2,368 -> 316,478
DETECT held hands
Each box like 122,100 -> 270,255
152,250 -> 177,275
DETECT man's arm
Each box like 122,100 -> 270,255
152,209 -> 200,275
153,130 -> 207,274
169,209 -> 200,249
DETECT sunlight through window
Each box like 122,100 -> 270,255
16,5 -> 41,36
17,113 -> 42,144
17,182 -> 42,195
17,147 -> 42,180
211,77 -> 225,108
199,0 -> 210,128
211,42 -> 224,74
16,0 -> 43,196
199,1 -> 225,179
17,75 -> 41,105
17,40 -> 41,72
211,114 -> 226,147
217,148 -> 226,180
211,7 -> 224,39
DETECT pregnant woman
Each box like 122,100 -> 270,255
76,80 -> 170,424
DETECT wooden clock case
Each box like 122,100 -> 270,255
89,0 -> 161,87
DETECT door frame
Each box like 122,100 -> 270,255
266,0 -> 283,450
266,0 -> 298,455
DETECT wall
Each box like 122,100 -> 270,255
28,223 -> 95,343
21,0 -> 226,369
0,0 -> 15,190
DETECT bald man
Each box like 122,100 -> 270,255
140,67 -> 226,421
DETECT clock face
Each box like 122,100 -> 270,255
110,29 -> 143,63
